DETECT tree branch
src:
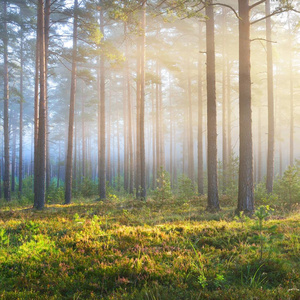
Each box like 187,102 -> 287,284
250,38 -> 277,43
249,0 -> 266,10
210,3 -> 240,20
250,8 -> 289,25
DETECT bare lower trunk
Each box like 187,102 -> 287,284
237,0 -> 254,213
266,0 -> 274,193
3,0 -> 10,201
206,3 -> 219,211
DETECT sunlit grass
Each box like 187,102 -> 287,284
0,196 -> 300,299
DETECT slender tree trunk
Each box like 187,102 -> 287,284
152,84 -> 156,189
206,2 -> 219,211
57,140 -> 60,188
107,99 -> 111,185
98,6 -> 106,199
258,105 -> 262,182
227,60 -> 232,161
19,28 -> 24,194
125,23 -> 134,194
222,8 -> 227,194
188,67 -> 194,182
117,113 -> 121,191
35,0 -> 47,210
266,0 -> 274,193
198,21 -> 204,196
45,0 -> 51,192
237,0 -> 254,213
288,15 -> 294,166
136,41 -> 141,197
64,0 -> 78,205
81,87 -> 85,178
169,77 -> 173,186
155,62 -> 160,179
11,127 -> 16,192
3,0 -> 10,201
140,1 -> 146,200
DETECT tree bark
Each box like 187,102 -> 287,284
206,2 -> 219,211
139,1 -> 146,199
265,0 -> 274,193
65,0 -> 78,204
198,21 -> 204,196
19,25 -> 24,194
98,5 -> 106,199
237,0 -> 254,213
3,0 -> 11,201
35,0 -> 47,210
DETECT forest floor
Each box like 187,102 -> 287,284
0,196 -> 300,299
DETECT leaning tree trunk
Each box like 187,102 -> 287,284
266,0 -> 275,193
3,0 -> 10,201
237,0 -> 254,213
65,0 -> 78,205
206,2 -> 219,211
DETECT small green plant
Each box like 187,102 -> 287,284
153,167 -> 172,201
0,229 -> 9,248
234,211 -> 250,229
177,174 -> 195,201
255,205 -> 274,260
190,242 -> 207,289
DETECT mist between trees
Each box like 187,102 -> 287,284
0,0 -> 299,212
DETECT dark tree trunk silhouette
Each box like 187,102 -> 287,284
206,2 -> 219,211
65,0 -> 78,205
266,0 -> 274,193
237,0 -> 254,213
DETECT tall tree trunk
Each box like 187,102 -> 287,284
152,84 -> 156,189
98,5 -> 106,199
136,41 -> 141,197
81,87 -> 85,178
35,0 -> 47,210
34,10 -> 40,207
155,62 -> 160,180
222,8 -> 227,194
198,21 -> 204,195
258,105 -> 262,182
206,2 -> 219,211
237,0 -> 254,213
123,59 -> 128,191
227,59 -> 232,161
288,14 -> 294,166
64,0 -> 78,205
19,27 -> 24,194
117,113 -> 121,191
11,127 -> 16,192
188,67 -> 194,182
107,99 -> 111,185
3,0 -> 10,201
45,0 -> 51,192
57,140 -> 60,188
169,77 -> 173,186
266,0 -> 274,193
139,1 -> 146,200
125,22 -> 134,194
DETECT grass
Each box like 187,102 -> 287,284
0,195 -> 300,299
